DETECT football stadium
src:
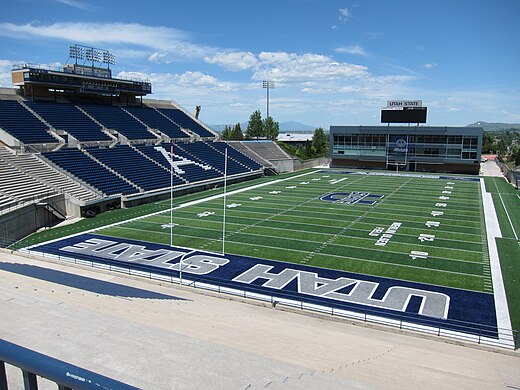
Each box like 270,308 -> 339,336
1,30 -> 520,390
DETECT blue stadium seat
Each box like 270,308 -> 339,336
0,100 -> 57,144
157,108 -> 215,138
42,148 -> 138,195
26,101 -> 111,142
174,141 -> 249,175
80,105 -> 156,140
86,145 -> 185,191
206,141 -> 263,171
125,106 -> 189,139
135,144 -> 221,183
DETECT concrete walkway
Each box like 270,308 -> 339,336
1,250 -> 519,389
480,160 -> 504,177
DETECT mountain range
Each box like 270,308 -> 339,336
466,121 -> 520,131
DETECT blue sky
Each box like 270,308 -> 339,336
1,0 -> 519,128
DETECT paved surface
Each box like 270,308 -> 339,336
1,250 -> 519,389
480,160 -> 504,177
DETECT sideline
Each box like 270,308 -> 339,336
480,178 -> 514,347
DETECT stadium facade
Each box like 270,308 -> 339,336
329,125 -> 483,174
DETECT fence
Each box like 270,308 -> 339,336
21,248 -> 518,350
0,338 -> 139,390
496,159 -> 520,188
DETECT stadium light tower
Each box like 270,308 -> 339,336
262,81 -> 275,118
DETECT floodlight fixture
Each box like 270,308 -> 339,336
262,81 -> 275,118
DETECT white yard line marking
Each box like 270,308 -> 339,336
497,191 -> 518,240
480,178 -> 514,347
23,171 -> 318,249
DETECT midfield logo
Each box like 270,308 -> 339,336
320,192 -> 385,205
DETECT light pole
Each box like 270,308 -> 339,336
262,81 -> 275,118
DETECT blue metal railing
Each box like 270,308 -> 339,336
0,339 -> 139,390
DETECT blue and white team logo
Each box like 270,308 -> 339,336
394,139 -> 408,153
320,192 -> 384,205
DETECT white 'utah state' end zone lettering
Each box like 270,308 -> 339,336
60,238 -> 450,318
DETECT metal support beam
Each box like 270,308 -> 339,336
22,370 -> 38,390
0,360 -> 8,390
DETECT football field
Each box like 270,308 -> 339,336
95,170 -> 490,293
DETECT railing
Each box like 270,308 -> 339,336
0,191 -> 59,216
0,338 -> 139,390
21,248 -> 519,350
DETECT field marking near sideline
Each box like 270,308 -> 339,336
480,178 -> 513,346
124,219 -> 484,264
164,203 -> 484,234
135,218 -> 485,255
102,226 -> 487,282
490,177 -> 518,240
23,170 -> 318,250
139,214 -> 485,248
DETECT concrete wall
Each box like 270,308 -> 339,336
0,194 -> 65,247
271,157 -> 329,173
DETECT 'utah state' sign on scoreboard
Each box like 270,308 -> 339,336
29,233 -> 498,336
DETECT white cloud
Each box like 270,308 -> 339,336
423,63 -> 437,70
204,51 -> 258,71
253,53 -> 368,82
338,8 -> 351,23
0,59 -> 24,87
0,22 -> 202,56
55,0 -> 92,10
335,45 -> 367,56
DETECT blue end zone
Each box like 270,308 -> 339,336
29,233 -> 498,338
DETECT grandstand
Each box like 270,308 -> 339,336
0,52 -> 266,245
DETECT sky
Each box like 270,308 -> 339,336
1,0 -> 519,129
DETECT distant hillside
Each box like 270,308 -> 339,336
467,121 -> 520,131
210,121 -> 316,133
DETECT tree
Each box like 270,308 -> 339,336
512,145 -> 520,167
263,116 -> 279,141
220,125 -> 232,140
311,127 -> 329,157
230,122 -> 244,140
245,110 -> 263,140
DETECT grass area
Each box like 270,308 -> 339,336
484,176 -> 520,341
92,170 -> 489,292
484,176 -> 520,239
496,237 -> 520,347
10,171 -> 307,250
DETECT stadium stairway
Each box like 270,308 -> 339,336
0,147 -> 101,203
0,156 -> 57,213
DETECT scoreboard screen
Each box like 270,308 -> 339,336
381,107 -> 427,123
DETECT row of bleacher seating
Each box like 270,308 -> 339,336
158,108 -> 215,138
80,105 -> 153,140
0,157 -> 57,213
42,148 -> 139,196
0,100 -> 57,144
125,106 -> 189,139
0,99 -> 215,144
26,101 -> 112,142
40,142 -> 262,196
0,147 -> 99,203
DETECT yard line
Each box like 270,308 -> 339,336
131,219 -> 484,260
143,215 -> 483,244
498,191 -> 518,239
141,215 -> 485,248
105,226 -> 486,281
